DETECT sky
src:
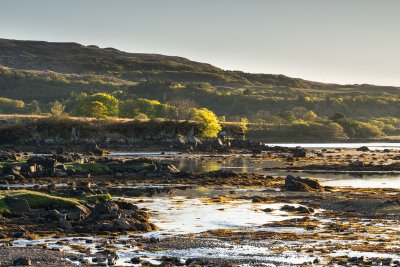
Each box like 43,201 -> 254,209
0,0 -> 399,86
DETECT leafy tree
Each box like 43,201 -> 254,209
87,101 -> 108,119
119,98 -> 176,119
192,108 -> 221,138
240,117 -> 249,133
168,99 -> 197,120
50,100 -> 66,117
74,93 -> 119,117
26,100 -> 41,114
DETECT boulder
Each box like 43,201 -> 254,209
284,175 -> 322,191
67,211 -> 84,221
114,200 -> 138,211
292,148 -> 307,158
59,218 -> 73,230
4,197 -> 30,213
113,218 -> 132,231
13,257 -> 31,266
92,202 -> 119,216
44,210 -> 66,221
280,205 -> 314,214
95,222 -> 114,231
357,146 -> 370,152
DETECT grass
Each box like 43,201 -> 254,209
66,161 -> 153,174
0,190 -> 111,214
66,162 -> 115,174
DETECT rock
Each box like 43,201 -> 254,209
130,257 -> 142,264
59,218 -> 73,230
263,208 -> 273,212
2,166 -> 25,180
84,142 -> 105,156
113,218 -> 131,231
284,175 -> 322,191
292,148 -> 306,158
95,222 -> 114,231
67,211 -> 83,221
357,146 -> 370,152
149,236 -> 159,243
92,202 -> 119,216
114,200 -> 138,211
44,210 -> 66,221
13,257 -> 31,266
13,231 -> 24,238
4,197 -> 30,213
134,222 -> 154,232
281,205 -> 313,214
350,160 -> 364,168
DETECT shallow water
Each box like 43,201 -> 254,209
130,196 -> 303,235
264,142 -> 400,150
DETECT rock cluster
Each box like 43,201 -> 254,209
4,198 -> 156,236
283,175 -> 322,191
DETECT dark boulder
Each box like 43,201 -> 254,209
113,218 -> 132,231
13,257 -> 31,266
284,175 -> 322,191
114,200 -> 138,211
280,205 -> 314,214
291,148 -> 307,158
4,197 -> 30,213
357,146 -> 370,152
91,202 -> 119,217
59,218 -> 73,230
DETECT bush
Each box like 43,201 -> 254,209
337,119 -> 384,138
0,98 -> 25,114
192,108 -> 221,138
119,98 -> 176,119
74,93 -> 119,117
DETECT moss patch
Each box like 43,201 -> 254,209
0,190 -> 111,214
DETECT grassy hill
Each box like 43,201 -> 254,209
1,38 -> 400,121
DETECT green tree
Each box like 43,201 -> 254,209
74,93 -> 119,117
168,99 -> 197,121
119,98 -> 176,119
240,117 -> 249,133
50,100 -> 66,117
87,101 -> 108,119
26,100 -> 41,114
193,108 -> 221,138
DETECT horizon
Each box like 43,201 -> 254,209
1,0 -> 400,86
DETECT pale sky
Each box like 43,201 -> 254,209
1,0 -> 399,86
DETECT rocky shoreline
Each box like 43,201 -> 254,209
0,146 -> 399,266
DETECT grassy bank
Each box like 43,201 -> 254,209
0,190 -> 111,214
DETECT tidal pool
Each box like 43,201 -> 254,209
127,196 -> 304,235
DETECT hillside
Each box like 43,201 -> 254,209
1,38 -> 400,121
0,38 -> 330,88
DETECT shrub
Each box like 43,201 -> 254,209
74,93 -> 119,117
192,108 -> 221,138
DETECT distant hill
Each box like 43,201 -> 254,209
0,38 -> 327,88
1,38 -> 400,119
